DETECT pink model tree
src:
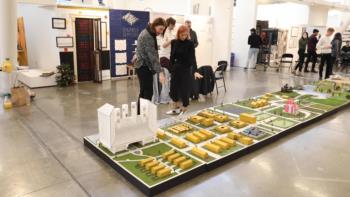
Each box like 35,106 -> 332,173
284,99 -> 299,115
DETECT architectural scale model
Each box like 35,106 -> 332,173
97,99 -> 157,153
84,79 -> 350,196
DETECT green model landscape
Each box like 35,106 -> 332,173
85,79 -> 350,190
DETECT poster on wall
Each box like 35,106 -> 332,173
109,9 -> 150,77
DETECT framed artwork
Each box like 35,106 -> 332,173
52,18 -> 66,29
101,22 -> 108,48
56,37 -> 74,48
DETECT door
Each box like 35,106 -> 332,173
92,18 -> 103,83
75,18 -> 94,81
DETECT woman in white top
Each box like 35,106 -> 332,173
153,17 -> 177,104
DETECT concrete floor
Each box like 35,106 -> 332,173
1,68 -> 350,197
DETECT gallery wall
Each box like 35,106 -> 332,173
17,3 -> 60,70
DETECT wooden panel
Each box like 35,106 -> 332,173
59,52 -> 74,71
101,50 -> 110,70
17,17 -> 28,66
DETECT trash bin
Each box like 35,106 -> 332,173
230,53 -> 235,67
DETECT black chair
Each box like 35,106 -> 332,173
215,61 -> 228,94
278,53 -> 294,72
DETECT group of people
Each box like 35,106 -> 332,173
134,17 -> 202,115
293,28 -> 350,79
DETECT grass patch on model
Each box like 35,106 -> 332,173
142,143 -> 173,157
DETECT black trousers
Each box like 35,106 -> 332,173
304,50 -> 317,71
319,53 -> 333,79
294,49 -> 306,72
170,67 -> 192,107
136,66 -> 154,113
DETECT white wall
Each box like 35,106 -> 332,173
309,5 -> 329,26
232,0 -> 257,67
210,0 -> 233,68
17,4 -> 60,70
113,0 -> 190,15
257,3 -> 309,29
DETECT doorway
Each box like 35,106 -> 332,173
75,18 -> 102,82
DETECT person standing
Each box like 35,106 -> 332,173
185,19 -> 199,100
331,32 -> 342,72
154,17 -> 177,104
166,25 -> 203,115
293,32 -> 308,76
341,41 -> 350,72
317,27 -> 335,80
185,20 -> 199,48
304,29 -> 319,73
135,18 -> 166,109
246,28 -> 262,69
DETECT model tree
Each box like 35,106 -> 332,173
56,64 -> 74,87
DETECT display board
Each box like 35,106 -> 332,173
84,78 -> 350,196
109,9 -> 150,77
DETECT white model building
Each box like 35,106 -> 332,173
98,99 -> 157,153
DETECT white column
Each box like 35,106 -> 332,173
0,0 -> 17,95
231,0 -> 257,68
0,0 -> 17,64
210,0 -> 233,69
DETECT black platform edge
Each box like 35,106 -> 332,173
84,101 -> 350,196
84,138 -> 206,196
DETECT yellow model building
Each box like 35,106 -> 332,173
191,147 -> 209,159
169,124 -> 192,134
151,164 -> 165,174
205,143 -> 222,153
170,138 -> 187,148
189,115 -> 204,123
145,160 -> 159,170
201,118 -> 214,127
214,125 -> 232,133
173,156 -> 187,166
230,120 -> 248,128
220,137 -> 235,146
185,133 -> 201,143
157,130 -> 166,139
214,114 -> 229,123
157,168 -> 172,178
199,129 -> 214,138
213,140 -> 230,149
198,110 -> 217,118
239,136 -> 254,145
179,160 -> 193,170
193,131 -> 207,141
250,99 -> 268,108
162,150 -> 175,160
239,113 -> 257,124
139,158 -> 154,167
167,153 -> 181,162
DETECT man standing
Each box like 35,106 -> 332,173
185,20 -> 199,48
246,28 -> 261,69
185,20 -> 199,100
304,29 -> 319,73
317,27 -> 335,80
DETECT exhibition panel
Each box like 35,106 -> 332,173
84,76 -> 350,196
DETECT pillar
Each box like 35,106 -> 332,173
210,0 -> 233,69
0,0 -> 17,95
231,0 -> 257,68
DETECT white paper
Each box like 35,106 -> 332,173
116,65 -> 127,76
115,39 -> 127,51
115,52 -> 127,64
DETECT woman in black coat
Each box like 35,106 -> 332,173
166,25 -> 202,115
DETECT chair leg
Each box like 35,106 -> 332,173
223,78 -> 227,92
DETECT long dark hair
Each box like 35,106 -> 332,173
150,17 -> 166,33
301,32 -> 308,40
333,32 -> 342,42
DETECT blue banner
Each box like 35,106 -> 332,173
109,9 -> 150,77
